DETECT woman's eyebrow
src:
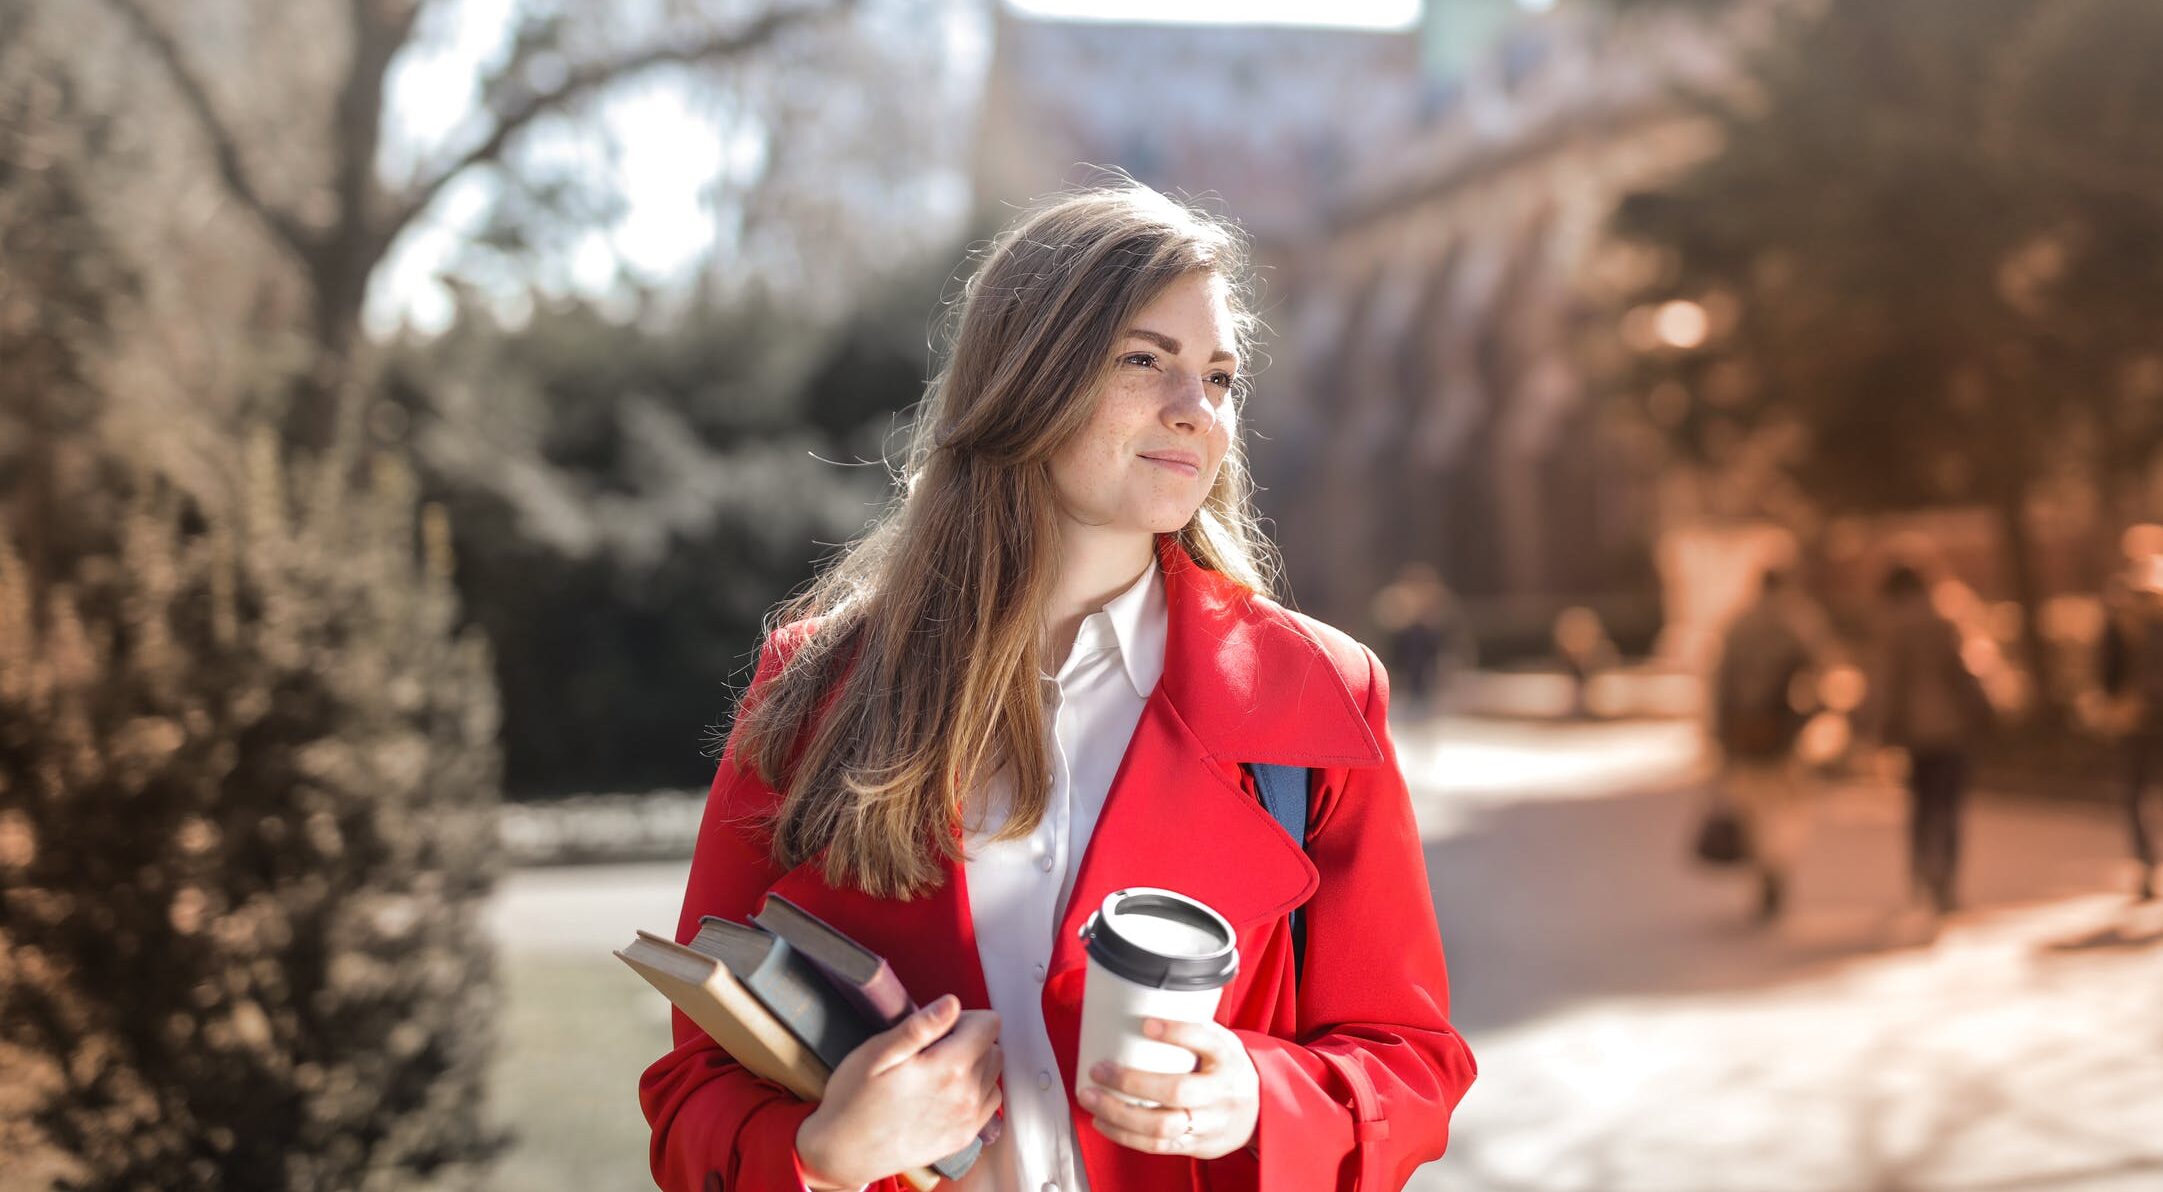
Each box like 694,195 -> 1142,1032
1123,328 -> 1238,367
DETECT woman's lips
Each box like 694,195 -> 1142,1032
1141,454 -> 1200,478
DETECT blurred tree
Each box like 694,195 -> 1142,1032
46,0 -> 980,794
1598,0 -> 2163,713
85,0 -> 877,463
4,0 -> 976,1173
2,9 -> 503,1188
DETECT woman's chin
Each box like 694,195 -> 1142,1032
1146,506 -> 1206,534
1085,496 -> 1206,537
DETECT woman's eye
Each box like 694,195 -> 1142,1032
1123,352 -> 1235,391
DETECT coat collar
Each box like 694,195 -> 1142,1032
1149,531 -> 1381,769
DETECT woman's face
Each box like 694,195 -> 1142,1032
1049,271 -> 1241,538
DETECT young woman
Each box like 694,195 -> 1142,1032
639,183 -> 1476,1192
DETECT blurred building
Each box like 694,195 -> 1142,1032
969,1 -> 1772,654
1274,2 -> 1776,655
970,5 -> 1428,250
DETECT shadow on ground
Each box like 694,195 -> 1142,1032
1421,770 -> 2150,1036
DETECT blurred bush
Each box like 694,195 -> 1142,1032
377,266 -> 946,798
0,443 -> 506,1192
0,14 -> 505,1186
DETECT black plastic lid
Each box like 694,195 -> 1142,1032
1077,887 -> 1238,991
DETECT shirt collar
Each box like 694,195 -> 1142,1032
1052,554 -> 1165,699
1102,553 -> 1167,698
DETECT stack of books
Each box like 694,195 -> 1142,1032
618,893 -> 997,1189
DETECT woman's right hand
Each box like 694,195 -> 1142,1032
794,995 -> 1004,1190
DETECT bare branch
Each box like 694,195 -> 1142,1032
96,0 -> 316,261
375,0 -> 857,259
335,0 -> 429,236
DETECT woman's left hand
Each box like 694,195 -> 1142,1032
1078,1017 -> 1260,1160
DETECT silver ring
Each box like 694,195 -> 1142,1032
1179,1107 -> 1197,1137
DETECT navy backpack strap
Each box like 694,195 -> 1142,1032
1243,761 -> 1312,983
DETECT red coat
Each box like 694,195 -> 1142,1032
639,534 -> 1476,1190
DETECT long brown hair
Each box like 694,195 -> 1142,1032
731,181 -> 1281,899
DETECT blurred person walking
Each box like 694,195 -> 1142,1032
1708,568 -> 1830,922
1370,562 -> 1471,717
1553,607 -> 1618,720
2095,554 -> 2163,901
1863,564 -> 1996,918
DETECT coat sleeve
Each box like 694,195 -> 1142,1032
636,629 -> 899,1192
1209,643 -> 1477,1191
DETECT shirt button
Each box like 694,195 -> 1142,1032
1033,962 -> 1047,982
1037,1070 -> 1053,1091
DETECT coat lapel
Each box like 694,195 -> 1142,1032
1146,533 -> 1383,772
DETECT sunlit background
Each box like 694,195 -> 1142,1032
4,0 -> 2163,1188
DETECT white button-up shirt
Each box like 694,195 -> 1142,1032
953,555 -> 1167,1192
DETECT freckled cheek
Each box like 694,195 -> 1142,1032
1205,428 -> 1233,480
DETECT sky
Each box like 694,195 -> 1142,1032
370,0 -> 765,335
367,0 -> 1450,335
1006,0 -> 1420,26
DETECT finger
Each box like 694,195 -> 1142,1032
867,994 -> 959,1073
1088,1059 -> 1208,1110
1078,1082 -> 1191,1140
1086,1101 -> 1205,1156
1141,1017 -> 1229,1070
924,1008 -> 1000,1062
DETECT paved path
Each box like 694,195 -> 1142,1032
1392,715 -> 2163,1192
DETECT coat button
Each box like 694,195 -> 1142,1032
1038,853 -> 1055,872
1033,962 -> 1047,982
1037,1070 -> 1052,1091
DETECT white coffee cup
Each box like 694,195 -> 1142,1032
1074,887 -> 1238,1109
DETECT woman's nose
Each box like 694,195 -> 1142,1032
1162,370 -> 1215,431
